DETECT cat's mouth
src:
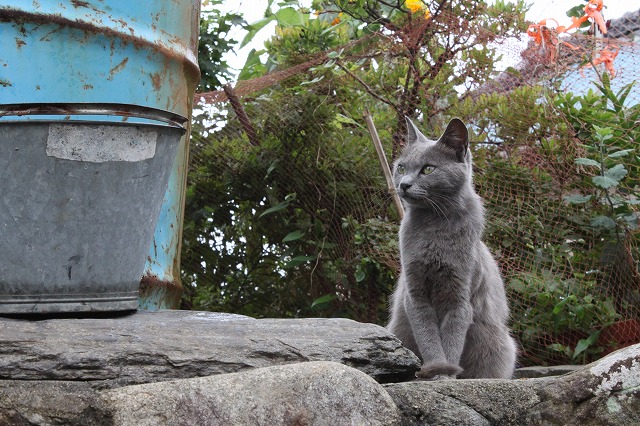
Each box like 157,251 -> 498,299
400,192 -> 415,200
398,191 -> 422,205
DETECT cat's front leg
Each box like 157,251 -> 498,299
439,302 -> 473,368
417,304 -> 472,380
404,295 -> 462,380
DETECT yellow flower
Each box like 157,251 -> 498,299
424,8 -> 431,19
405,0 -> 423,14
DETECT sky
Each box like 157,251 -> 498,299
219,0 -> 640,77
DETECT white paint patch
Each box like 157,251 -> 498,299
46,124 -> 157,163
589,344 -> 640,395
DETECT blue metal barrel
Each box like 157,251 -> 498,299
0,0 -> 200,313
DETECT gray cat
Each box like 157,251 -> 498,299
387,117 -> 517,380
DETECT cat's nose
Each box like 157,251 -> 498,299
400,182 -> 412,192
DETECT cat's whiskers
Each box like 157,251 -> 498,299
427,196 -> 450,224
429,192 -> 465,213
426,196 -> 451,224
412,188 -> 451,224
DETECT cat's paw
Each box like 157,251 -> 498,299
423,374 -> 456,381
415,362 -> 463,380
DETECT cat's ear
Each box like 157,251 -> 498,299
405,116 -> 423,145
439,118 -> 469,162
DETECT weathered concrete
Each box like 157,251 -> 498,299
103,361 -> 401,426
0,310 -> 420,388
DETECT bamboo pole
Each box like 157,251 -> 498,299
363,109 -> 404,220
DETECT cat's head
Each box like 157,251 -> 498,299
393,118 -> 472,209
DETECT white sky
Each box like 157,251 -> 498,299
219,1 -> 640,77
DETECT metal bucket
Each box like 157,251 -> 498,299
0,1 -> 200,313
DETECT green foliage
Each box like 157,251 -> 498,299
566,3 -> 591,30
455,85 -> 566,145
183,0 -> 639,366
239,1 -> 318,78
197,2 -> 245,91
552,76 -> 640,348
264,17 -> 349,67
556,75 -> 640,239
450,71 -> 639,365
239,1 -> 309,49
182,78 -> 397,322
508,270 -> 617,364
340,216 -> 399,320
184,0 -> 529,322
267,0 -> 529,152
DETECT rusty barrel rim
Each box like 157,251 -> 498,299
0,103 -> 188,129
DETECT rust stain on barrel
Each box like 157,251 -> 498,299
139,273 -> 183,310
108,57 -> 129,80
70,0 -> 90,8
151,72 -> 163,90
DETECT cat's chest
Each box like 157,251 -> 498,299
399,216 -> 478,272
400,219 -> 461,252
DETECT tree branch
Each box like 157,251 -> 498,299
336,62 -> 400,112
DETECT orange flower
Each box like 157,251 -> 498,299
405,0 -> 423,14
581,45 -> 619,78
560,0 -> 607,35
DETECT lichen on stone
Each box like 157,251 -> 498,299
589,344 -> 640,396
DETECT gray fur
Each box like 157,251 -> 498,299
387,117 -> 517,380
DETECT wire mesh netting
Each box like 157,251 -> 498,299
184,2 -> 640,367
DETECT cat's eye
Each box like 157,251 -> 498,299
396,164 -> 406,175
421,165 -> 435,175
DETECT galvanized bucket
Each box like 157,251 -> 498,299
0,1 -> 200,313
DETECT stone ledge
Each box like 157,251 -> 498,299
0,310 -> 420,388
1,311 -> 638,425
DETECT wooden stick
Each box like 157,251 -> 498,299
363,109 -> 404,220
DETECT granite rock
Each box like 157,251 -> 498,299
103,361 -> 401,426
0,380 -> 109,425
386,343 -> 640,425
